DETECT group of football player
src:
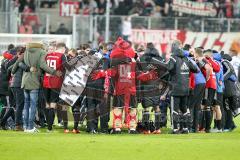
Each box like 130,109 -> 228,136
0,37 -> 239,134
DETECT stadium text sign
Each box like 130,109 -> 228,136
60,0 -> 80,16
131,30 -> 240,55
132,29 -> 180,55
183,32 -> 240,53
172,0 -> 217,17
59,53 -> 102,106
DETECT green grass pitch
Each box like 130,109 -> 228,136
0,115 -> 240,160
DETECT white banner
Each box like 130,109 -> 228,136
131,30 -> 240,55
172,0 -> 217,17
59,53 -> 102,106
183,32 -> 240,53
131,29 -> 180,55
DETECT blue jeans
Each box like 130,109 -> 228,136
23,89 -> 39,130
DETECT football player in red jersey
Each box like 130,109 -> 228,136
43,42 -> 66,132
195,49 -> 220,133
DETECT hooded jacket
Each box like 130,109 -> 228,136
222,54 -> 237,97
166,49 -> 198,96
139,46 -> 164,97
0,59 -> 11,95
0,58 -> 9,93
0,52 -> 16,95
183,50 -> 199,89
21,43 -> 56,90
91,38 -> 136,96
10,59 -> 29,88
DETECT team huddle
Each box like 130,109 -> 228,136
0,37 -> 239,134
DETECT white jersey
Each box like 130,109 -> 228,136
231,55 -> 240,78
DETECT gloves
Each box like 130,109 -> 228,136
137,70 -> 158,82
91,70 -> 106,80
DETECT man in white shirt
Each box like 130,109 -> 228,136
122,16 -> 132,41
121,14 -> 138,41
230,50 -> 240,81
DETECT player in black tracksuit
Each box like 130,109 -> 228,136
165,40 -> 198,134
0,53 -> 17,130
86,47 -> 110,134
221,54 -> 239,131
140,43 -> 164,134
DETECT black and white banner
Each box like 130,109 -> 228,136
59,53 -> 102,106
172,0 -> 217,17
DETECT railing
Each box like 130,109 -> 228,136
1,12 -> 240,47
0,0 -> 4,12
0,12 -> 18,33
72,15 -> 240,48
0,12 -> 50,34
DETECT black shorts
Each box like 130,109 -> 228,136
43,88 -> 60,103
112,95 -> 137,108
213,92 -> 223,106
202,88 -> 216,106
141,96 -> 159,108
189,84 -> 205,109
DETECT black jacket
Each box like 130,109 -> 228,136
0,57 -> 16,95
222,54 -> 237,97
0,59 -> 9,95
166,49 -> 198,96
140,47 -> 164,72
10,59 -> 29,88
86,54 -> 107,100
139,47 -> 165,97
87,58 -> 105,91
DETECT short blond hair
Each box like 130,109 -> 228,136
195,48 -> 203,57
68,48 -> 77,55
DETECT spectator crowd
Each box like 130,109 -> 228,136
13,0 -> 240,18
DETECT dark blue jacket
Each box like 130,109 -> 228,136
213,53 -> 224,93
